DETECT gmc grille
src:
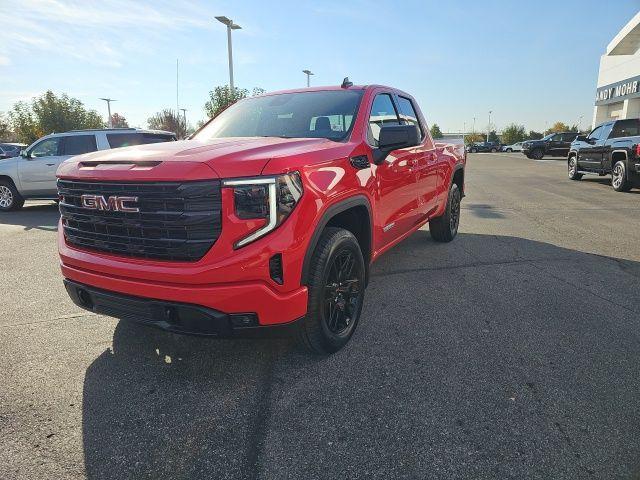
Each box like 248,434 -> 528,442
58,179 -> 221,261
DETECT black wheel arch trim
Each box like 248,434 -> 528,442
0,175 -> 19,191
300,195 -> 373,287
449,164 -> 465,196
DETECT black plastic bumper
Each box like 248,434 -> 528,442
63,279 -> 295,337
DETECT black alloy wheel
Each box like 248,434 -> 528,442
429,183 -> 462,242
323,249 -> 362,335
298,227 -> 365,354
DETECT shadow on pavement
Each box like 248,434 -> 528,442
82,232 -> 640,479
0,202 -> 59,231
463,203 -> 506,219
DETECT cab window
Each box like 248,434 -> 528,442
396,96 -> 423,140
588,126 -> 603,141
107,133 -> 176,148
29,138 -> 60,158
610,119 -> 640,138
368,93 -> 401,146
61,135 -> 97,155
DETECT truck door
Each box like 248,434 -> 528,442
559,132 -> 578,157
546,133 -> 564,156
18,137 -> 64,196
582,123 -> 613,171
578,125 -> 605,170
394,94 -> 439,217
367,92 -> 419,249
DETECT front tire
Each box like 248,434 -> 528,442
506,148 -> 513,152
531,148 -> 544,160
568,156 -> 582,180
0,180 -> 24,212
429,183 -> 462,242
297,227 -> 365,354
470,148 -> 477,153
612,161 -> 632,192
491,148 -> 497,153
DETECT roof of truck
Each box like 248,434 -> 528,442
254,84 -> 412,98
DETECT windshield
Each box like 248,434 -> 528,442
194,90 -> 363,142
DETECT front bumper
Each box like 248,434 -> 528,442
64,279 -> 302,336
61,261 -> 308,326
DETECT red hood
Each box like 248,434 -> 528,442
57,137 -> 342,180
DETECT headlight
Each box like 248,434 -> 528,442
223,172 -> 303,248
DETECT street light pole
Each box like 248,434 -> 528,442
302,69 -> 314,87
472,116 -> 476,134
215,16 -> 242,91
487,110 -> 492,142
180,108 -> 187,129
99,98 -> 116,128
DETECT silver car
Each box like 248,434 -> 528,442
0,128 -> 175,211
502,142 -> 524,152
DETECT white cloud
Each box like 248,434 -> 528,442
0,0 -> 217,67
0,55 -> 11,66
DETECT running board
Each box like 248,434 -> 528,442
577,170 -> 608,176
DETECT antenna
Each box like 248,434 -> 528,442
341,77 -> 353,88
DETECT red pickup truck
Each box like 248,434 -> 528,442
57,83 -> 465,354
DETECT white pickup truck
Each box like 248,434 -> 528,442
0,128 -> 175,211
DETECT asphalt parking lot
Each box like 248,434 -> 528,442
1,152 -> 639,480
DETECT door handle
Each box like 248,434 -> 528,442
46,163 -> 55,166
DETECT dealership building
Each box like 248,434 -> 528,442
593,11 -> 640,128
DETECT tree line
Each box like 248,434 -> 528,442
429,121 -> 585,145
0,86 -> 265,144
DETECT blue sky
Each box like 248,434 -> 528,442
1,0 -> 639,133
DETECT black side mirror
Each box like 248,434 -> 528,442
373,124 -> 419,164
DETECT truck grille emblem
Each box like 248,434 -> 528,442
80,194 -> 139,213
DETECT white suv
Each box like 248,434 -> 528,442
0,128 -> 176,211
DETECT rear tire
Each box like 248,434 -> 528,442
0,180 -> 24,211
297,227 -> 366,354
612,161 -> 632,192
568,156 -> 582,180
532,148 -> 544,160
429,183 -> 462,243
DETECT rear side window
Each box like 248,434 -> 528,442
61,135 -> 97,155
107,133 -> 176,148
610,119 -> 640,138
396,96 -> 423,140
368,93 -> 401,145
559,133 -> 578,142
